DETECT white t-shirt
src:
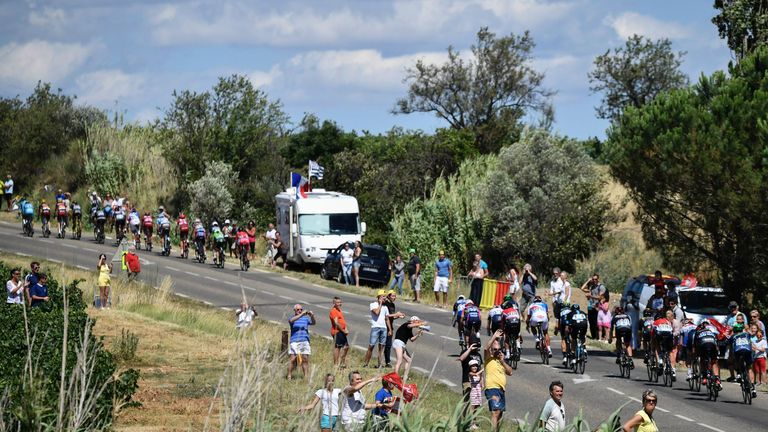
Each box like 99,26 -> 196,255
508,270 -> 520,294
236,309 -> 255,329
341,389 -> 367,425
539,398 -> 565,431
340,248 -> 354,265
4,179 -> 13,194
369,302 -> 389,328
6,280 -> 23,304
549,277 -> 564,300
315,388 -> 342,416
265,229 -> 277,241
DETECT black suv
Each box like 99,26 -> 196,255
321,243 -> 390,287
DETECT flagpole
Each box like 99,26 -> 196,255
307,160 -> 311,192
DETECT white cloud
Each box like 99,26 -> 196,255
28,7 -> 68,29
0,40 -> 94,87
248,65 -> 281,89
606,12 -> 691,41
75,69 -> 145,105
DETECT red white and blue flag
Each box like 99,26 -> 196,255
291,173 -> 310,200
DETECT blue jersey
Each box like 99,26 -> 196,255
732,332 -> 753,354
157,214 -> 169,227
435,258 -> 452,277
21,201 -> 34,216
453,299 -> 467,320
195,225 -> 206,238
571,311 -> 588,326
559,306 -> 573,325
464,305 -> 481,324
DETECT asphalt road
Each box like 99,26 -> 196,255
0,220 -> 764,431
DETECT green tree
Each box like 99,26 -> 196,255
713,0 -> 768,59
282,114 -> 356,168
604,48 -> 768,303
187,160 -> 236,226
394,27 -> 552,154
486,130 -> 618,272
588,35 -> 688,122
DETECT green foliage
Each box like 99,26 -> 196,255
84,151 -> 128,197
713,0 -> 768,59
0,261 -> 138,430
394,27 -> 553,153
282,114 -> 356,168
604,47 -> 768,302
112,329 -> 139,363
589,35 -> 688,122
187,160 -> 235,225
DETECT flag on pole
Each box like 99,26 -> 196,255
291,172 -> 310,199
308,160 -> 325,180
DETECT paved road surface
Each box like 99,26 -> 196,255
0,220 -> 763,431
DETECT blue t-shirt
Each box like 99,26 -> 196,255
732,332 -> 753,354
435,258 -> 452,277
30,283 -> 48,307
479,260 -> 488,271
289,315 -> 312,343
373,387 -> 393,417
25,273 -> 39,290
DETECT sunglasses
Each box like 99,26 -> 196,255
645,399 -> 657,404
752,315 -> 759,318
295,308 -> 303,312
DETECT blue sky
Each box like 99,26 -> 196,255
0,0 -> 732,139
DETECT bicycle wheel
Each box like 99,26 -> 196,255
624,358 -> 632,380
693,361 -> 701,392
742,365 -> 752,405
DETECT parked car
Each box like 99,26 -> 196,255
320,243 -> 390,287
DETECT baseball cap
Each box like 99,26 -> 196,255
408,248 -> 416,253
376,289 -> 387,297
439,250 -> 445,255
728,301 -> 738,308
387,290 -> 396,296
468,359 -> 480,367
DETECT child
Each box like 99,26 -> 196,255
752,325 -> 766,385
467,359 -> 483,430
597,298 -> 612,342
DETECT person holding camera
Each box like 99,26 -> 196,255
458,337 -> 483,418
520,263 -> 538,314
97,253 -> 113,309
484,329 -> 513,432
288,303 -> 316,380
580,273 -> 606,340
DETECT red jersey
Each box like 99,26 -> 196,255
177,218 -> 189,232
237,231 -> 250,245
652,318 -> 673,336
142,215 -> 153,227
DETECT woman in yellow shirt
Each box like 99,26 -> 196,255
622,390 -> 658,432
97,253 -> 113,309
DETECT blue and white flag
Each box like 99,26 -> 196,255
308,160 -> 325,180
291,173 -> 310,200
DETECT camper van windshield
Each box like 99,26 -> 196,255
299,213 -> 359,235
678,290 -> 730,316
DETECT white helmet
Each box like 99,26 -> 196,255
224,219 -> 231,224
212,221 -> 219,227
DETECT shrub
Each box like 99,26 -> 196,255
112,328 -> 139,363
187,160 -> 235,226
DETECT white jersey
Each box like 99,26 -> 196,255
488,306 -> 503,321
527,302 -> 549,322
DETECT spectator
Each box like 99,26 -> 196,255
392,316 -> 426,375
29,273 -> 50,308
363,290 -> 392,368
3,175 -> 13,211
467,359 -> 483,430
298,373 -> 342,432
124,245 -> 140,279
726,301 -> 747,327
235,303 -> 257,329
666,309 -> 681,370
622,390 -> 658,432
245,220 -> 257,260
752,325 -> 766,385
372,376 -> 398,429
341,371 -> 380,431
330,297 -> 350,368
668,296 -> 685,323
581,273 -> 606,340
624,291 -> 640,350
339,243 -> 354,285
383,290 -> 405,368
484,329 -> 513,432
24,262 -> 41,307
287,303 -> 316,380
506,265 -> 520,299
433,250 -> 453,308
352,241 -> 363,288
750,310 -> 766,341
469,254 -> 488,306
388,255 -> 405,295
97,254 -> 113,309
520,263 -> 538,313
224,220 -> 235,258
406,249 -> 421,303
271,232 -> 288,269
6,268 -> 24,305
458,338 -> 483,418
597,298 -> 612,342
539,381 -> 566,432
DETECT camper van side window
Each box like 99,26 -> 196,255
276,209 -> 280,223
285,210 -> 290,224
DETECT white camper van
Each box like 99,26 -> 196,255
275,188 -> 366,265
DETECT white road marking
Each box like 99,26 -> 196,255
352,344 -> 367,352
202,300 -> 214,306
76,265 -> 90,270
606,387 -> 625,396
675,415 -> 694,422
573,375 -> 596,385
48,258 -> 62,264
412,366 -> 429,374
84,248 -> 97,252
313,303 -> 330,309
176,293 -> 190,299
263,290 -> 276,296
222,281 -> 237,286
278,295 -> 292,300
438,379 -> 457,387
219,307 -> 232,311
628,397 -> 642,403
440,335 -> 458,341
283,275 -> 299,281
184,271 -> 199,277
697,423 -> 725,432
165,266 -> 181,272
39,239 -> 53,243
655,406 -> 669,413
320,335 -> 332,340
139,258 -> 152,265
204,276 -> 217,281
61,243 -> 77,249
17,252 -> 30,257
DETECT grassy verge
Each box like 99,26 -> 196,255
0,252 -> 467,431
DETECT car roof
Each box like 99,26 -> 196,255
676,286 -> 724,293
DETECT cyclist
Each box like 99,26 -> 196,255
502,296 -> 522,358
452,294 -> 468,343
94,205 -> 107,239
694,320 -> 722,389
157,210 -> 171,253
20,197 -> 34,233
113,204 -> 126,242
128,207 -> 141,247
55,198 -> 68,238
641,309 -> 655,364
526,295 -> 552,357
176,213 -> 190,257
558,301 -> 574,365
463,299 -> 482,348
192,219 -> 206,258
55,188 -> 66,202
88,191 -> 101,210
38,199 -> 51,233
487,304 -> 504,336
236,227 -> 250,263
211,221 -> 226,263
569,304 -> 588,365
611,306 -> 634,368
70,200 -> 82,236
142,212 -> 153,248
730,323 -> 756,397
651,312 -> 675,380
102,196 -> 113,233
680,317 -> 697,381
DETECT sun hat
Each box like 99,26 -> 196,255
387,290 -> 396,296
376,289 -> 387,297
468,359 -> 480,367
409,316 -> 421,322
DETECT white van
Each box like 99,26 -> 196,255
621,275 -> 730,324
275,188 -> 366,265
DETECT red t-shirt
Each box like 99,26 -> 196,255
125,253 -> 140,273
329,307 -> 347,336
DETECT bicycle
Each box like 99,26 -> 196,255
647,352 -> 659,383
144,229 -> 152,252
57,219 -> 67,239
531,323 -> 549,365
571,337 -> 587,375
689,355 -> 702,392
738,357 -> 754,405
658,348 -> 674,387
162,232 -> 172,257
181,238 -> 189,259
22,218 -> 34,237
71,217 -> 82,240
617,345 -> 632,379
194,239 -> 206,263
703,367 -> 720,401
214,243 -> 225,268
93,222 -> 105,244
505,332 -> 522,369
42,218 -> 51,238
239,245 -> 250,271
115,225 -> 125,245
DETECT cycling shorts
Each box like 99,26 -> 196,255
552,301 -> 563,318
143,225 -> 153,235
464,321 -> 481,334
697,342 -> 718,362
734,350 -> 753,369
615,328 -> 632,345
559,320 -> 571,335
490,319 -> 503,334
130,224 -> 140,234
504,322 -> 521,339
530,319 -> 549,333
571,322 -> 587,339
655,331 -> 674,351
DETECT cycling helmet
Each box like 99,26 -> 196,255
91,191 -> 97,196
158,206 -> 165,212
41,199 -> 46,204
504,294 -> 513,302
179,213 -> 186,219
212,221 -> 219,227
571,303 -> 580,311
492,304 -> 500,309
733,323 -> 745,333
614,306 -> 624,314
457,294 -> 465,300
562,301 -> 571,308
534,295 -> 542,302
465,299 -> 474,305
654,311 -> 665,320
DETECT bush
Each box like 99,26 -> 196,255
187,160 -> 235,225
112,328 -> 139,363
0,261 -> 138,430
